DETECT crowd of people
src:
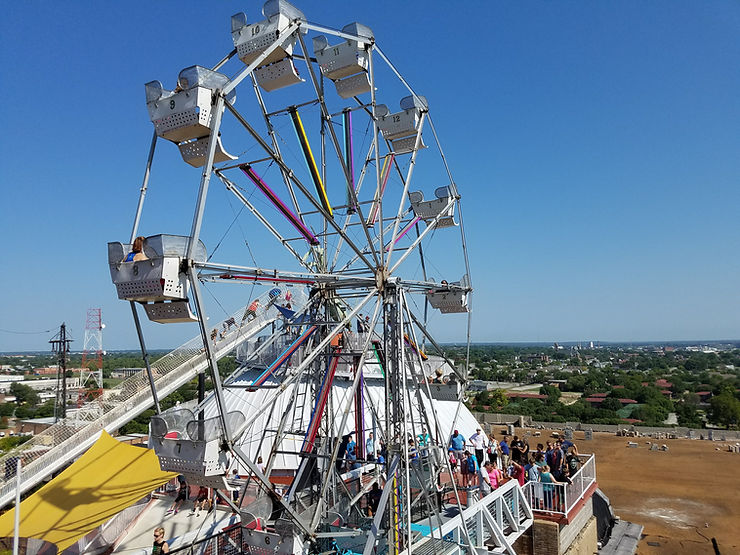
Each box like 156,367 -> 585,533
447,428 -> 582,510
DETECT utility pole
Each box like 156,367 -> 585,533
50,323 -> 73,421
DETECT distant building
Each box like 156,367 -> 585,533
507,392 -> 548,400
28,367 -> 84,377
1,378 -> 81,393
520,354 -> 550,365
546,379 -> 568,389
111,368 -> 144,379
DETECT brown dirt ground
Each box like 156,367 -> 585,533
519,428 -> 740,554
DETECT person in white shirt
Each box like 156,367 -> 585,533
487,432 -> 499,465
469,427 -> 486,466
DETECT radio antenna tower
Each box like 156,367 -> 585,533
49,323 -> 72,421
79,308 -> 104,407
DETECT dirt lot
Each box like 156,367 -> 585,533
521,428 -> 740,554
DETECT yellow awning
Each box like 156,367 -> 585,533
0,431 -> 176,551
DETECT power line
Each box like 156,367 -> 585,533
0,328 -> 53,335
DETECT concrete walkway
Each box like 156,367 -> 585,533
113,496 -> 240,555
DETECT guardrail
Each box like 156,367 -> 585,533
522,453 -> 596,517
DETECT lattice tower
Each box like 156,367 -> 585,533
79,308 -> 104,406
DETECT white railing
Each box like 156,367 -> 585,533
523,454 -> 596,517
0,288 -> 306,507
404,479 -> 533,555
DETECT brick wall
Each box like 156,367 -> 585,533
533,520 -> 560,554
512,527 -> 533,555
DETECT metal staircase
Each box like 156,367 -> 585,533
0,288 -> 306,508
404,480 -> 534,555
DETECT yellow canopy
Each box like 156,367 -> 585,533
0,431 -> 176,551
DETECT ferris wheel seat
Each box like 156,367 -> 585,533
313,23 -> 373,98
254,57 -> 304,92
408,186 -> 457,228
377,95 -> 428,153
145,66 -> 235,144
151,410 -> 246,479
108,235 -> 206,303
178,135 -> 237,168
334,72 -> 372,99
143,301 -> 198,323
231,1 -> 305,69
426,275 -> 471,313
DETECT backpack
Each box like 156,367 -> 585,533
467,456 -> 477,473
567,455 -> 579,473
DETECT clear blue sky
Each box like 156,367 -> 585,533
1,1 -> 738,352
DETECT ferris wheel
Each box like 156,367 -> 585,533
109,1 -> 482,553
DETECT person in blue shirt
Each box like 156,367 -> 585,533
417,428 -> 430,457
449,430 -> 466,475
366,432 -> 376,462
124,236 -> 148,262
346,434 -> 358,470
500,436 -> 511,469
464,450 -> 479,487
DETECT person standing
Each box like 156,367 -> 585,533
152,527 -> 169,555
510,435 -> 523,464
526,453 -> 544,509
487,432 -> 499,465
469,427 -> 486,466
479,461 -> 493,496
346,433 -> 358,471
465,450 -> 479,488
336,434 -> 350,473
550,441 -> 565,481
167,476 -> 188,515
449,430 -> 466,470
499,436 -> 510,470
539,464 -> 564,511
520,437 -> 530,464
488,462 -> 504,489
366,432 -> 376,462
367,482 -> 382,516
417,428 -> 430,457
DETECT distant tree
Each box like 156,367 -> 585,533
14,404 -> 34,419
0,435 -> 31,453
633,405 -> 665,426
684,356 -> 708,373
675,394 -> 702,428
539,384 -> 561,400
708,392 -> 740,428
566,375 -> 586,392
10,383 -> 39,406
0,403 -> 14,418
601,397 -> 623,412
489,389 -> 509,409
35,399 -> 56,418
